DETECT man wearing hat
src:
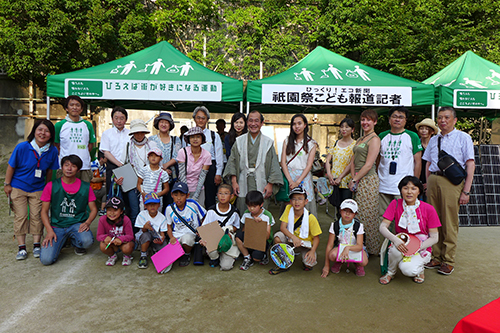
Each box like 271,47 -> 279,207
423,107 -> 474,275
100,106 -> 130,197
378,106 -> 422,223
415,118 -> 439,200
189,106 -> 224,208
54,95 -> 96,183
224,110 -> 283,214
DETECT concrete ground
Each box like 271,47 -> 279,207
0,197 -> 499,333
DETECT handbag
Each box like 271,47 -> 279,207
327,185 -> 341,207
276,145 -> 304,202
437,137 -> 466,185
311,149 -> 325,177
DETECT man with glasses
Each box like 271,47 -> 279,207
378,106 -> 422,221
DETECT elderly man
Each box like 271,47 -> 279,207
378,106 -> 422,217
99,106 -> 130,197
223,110 -> 283,214
190,106 -> 224,208
423,107 -> 474,275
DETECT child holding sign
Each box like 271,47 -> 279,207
200,184 -> 240,270
235,191 -> 275,271
270,186 -> 322,275
321,199 -> 368,278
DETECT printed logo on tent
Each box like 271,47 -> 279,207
294,68 -> 315,81
460,78 -> 487,89
109,59 -> 194,76
486,69 -> 500,86
320,64 -> 343,80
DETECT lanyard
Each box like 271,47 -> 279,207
32,151 -> 41,168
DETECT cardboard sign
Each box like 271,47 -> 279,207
197,221 -> 224,253
151,241 -> 185,273
244,218 -> 267,252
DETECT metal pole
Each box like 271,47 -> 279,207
246,101 -> 250,115
46,96 -> 50,120
431,104 -> 435,121
240,101 -> 243,113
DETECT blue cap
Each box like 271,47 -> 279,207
171,181 -> 189,194
144,192 -> 160,205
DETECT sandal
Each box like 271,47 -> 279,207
379,273 -> 394,285
269,267 -> 290,275
413,273 -> 425,284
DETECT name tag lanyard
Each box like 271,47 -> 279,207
32,151 -> 43,178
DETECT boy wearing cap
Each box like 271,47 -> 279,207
321,199 -> 369,278
135,193 -> 170,271
96,197 -> 135,266
165,181 -> 206,267
269,187 -> 322,275
137,147 -> 170,208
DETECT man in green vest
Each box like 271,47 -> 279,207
40,155 -> 97,265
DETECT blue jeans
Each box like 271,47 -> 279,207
124,188 -> 140,233
40,223 -> 94,265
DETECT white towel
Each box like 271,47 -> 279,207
287,207 -> 309,241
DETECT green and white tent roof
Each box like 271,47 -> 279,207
46,41 -> 243,112
246,46 -> 434,114
423,51 -> 500,117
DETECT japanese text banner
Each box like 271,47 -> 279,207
262,84 -> 412,106
65,79 -> 222,101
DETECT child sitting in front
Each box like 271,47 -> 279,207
269,186 -> 322,275
135,192 -> 171,273
164,181 -> 206,267
96,197 -> 135,266
200,184 -> 240,270
321,199 -> 369,278
235,190 -> 275,271
137,147 -> 170,209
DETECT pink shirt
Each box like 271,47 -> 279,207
383,199 -> 441,252
96,215 -> 134,243
176,146 -> 212,192
41,178 -> 96,202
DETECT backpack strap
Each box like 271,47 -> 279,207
170,204 -> 197,235
293,214 -> 304,231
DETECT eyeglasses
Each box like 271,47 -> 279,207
390,115 -> 406,120
195,116 -> 207,120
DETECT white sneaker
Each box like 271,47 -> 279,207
16,249 -> 27,260
122,255 -> 132,266
106,254 -> 118,266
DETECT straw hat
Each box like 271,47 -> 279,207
415,118 -> 439,135
183,126 -> 206,144
129,119 -> 150,135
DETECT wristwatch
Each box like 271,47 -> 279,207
3,182 -> 10,186
462,191 -> 470,196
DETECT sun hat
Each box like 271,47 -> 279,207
105,197 -> 125,210
415,118 -> 439,135
144,192 -> 161,205
153,112 -> 175,131
193,106 -> 210,120
183,126 -> 206,144
148,147 -> 163,157
171,181 -> 189,194
340,199 -> 358,213
129,119 -> 150,135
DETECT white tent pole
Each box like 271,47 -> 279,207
240,101 -> 243,113
46,96 -> 50,120
246,101 -> 250,115
431,104 -> 435,121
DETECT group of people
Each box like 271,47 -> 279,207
4,97 -> 475,282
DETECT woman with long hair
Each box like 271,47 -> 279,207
4,119 -> 59,260
280,114 -> 317,216
348,109 -> 381,255
225,112 -> 247,159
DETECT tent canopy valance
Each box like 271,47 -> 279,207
246,46 -> 435,114
46,41 -> 243,112
423,51 -> 500,118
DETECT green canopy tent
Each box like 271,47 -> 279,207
423,50 -> 500,119
246,46 -> 435,115
46,41 -> 244,116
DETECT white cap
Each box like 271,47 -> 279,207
340,199 -> 358,213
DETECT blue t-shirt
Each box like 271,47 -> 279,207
8,141 -> 59,192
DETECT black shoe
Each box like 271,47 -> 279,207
209,258 -> 220,268
138,256 -> 148,269
179,254 -> 191,267
74,247 -> 87,255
